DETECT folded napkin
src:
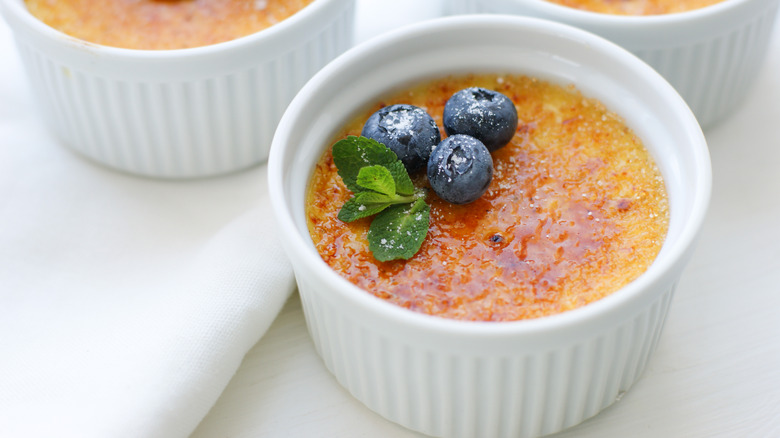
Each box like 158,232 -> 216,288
0,26 -> 295,437
0,169 -> 295,438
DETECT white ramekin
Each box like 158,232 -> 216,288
446,0 -> 779,129
0,0 -> 355,178
269,15 -> 711,438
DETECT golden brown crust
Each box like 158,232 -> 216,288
24,0 -> 313,50
306,74 -> 669,322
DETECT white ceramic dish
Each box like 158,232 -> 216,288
269,15 -> 711,438
446,0 -> 780,129
0,0 -> 355,178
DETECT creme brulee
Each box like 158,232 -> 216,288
306,74 -> 669,322
24,0 -> 314,50
544,0 -> 725,15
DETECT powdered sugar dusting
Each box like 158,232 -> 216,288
383,109 -> 415,133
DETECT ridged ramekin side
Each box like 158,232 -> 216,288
6,0 -> 355,178
633,4 -> 778,128
297,273 -> 676,438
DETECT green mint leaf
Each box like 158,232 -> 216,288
385,161 -> 416,196
356,165 -> 395,196
331,135 -> 430,261
338,191 -> 394,222
367,197 -> 430,261
332,136 -> 399,193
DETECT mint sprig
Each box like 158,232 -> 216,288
368,198 -> 430,262
333,136 -> 429,261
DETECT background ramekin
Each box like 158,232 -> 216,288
269,15 -> 711,438
446,0 -> 779,129
0,0 -> 355,178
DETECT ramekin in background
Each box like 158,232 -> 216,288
269,15 -> 711,438
446,0 -> 779,129
0,0 -> 355,178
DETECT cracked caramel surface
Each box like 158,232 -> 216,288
24,0 -> 313,50
306,74 -> 669,321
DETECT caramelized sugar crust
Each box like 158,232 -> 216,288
24,0 -> 313,50
545,0 -> 724,15
306,74 -> 669,321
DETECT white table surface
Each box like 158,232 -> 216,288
3,0 -> 779,437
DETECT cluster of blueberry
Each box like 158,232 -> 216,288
361,87 -> 518,204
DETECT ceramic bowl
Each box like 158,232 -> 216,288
0,0 -> 356,178
446,0 -> 780,129
269,14 -> 711,438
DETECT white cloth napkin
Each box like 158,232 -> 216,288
0,21 -> 294,438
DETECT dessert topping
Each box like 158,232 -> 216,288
333,136 -> 430,261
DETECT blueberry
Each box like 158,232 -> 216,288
361,104 -> 441,173
443,87 -> 518,152
427,134 -> 493,204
